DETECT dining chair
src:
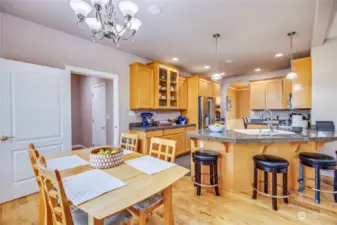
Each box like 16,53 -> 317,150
120,133 -> 139,152
37,156 -> 132,225
129,137 -> 177,225
28,143 -> 45,225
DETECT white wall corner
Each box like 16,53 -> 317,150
0,12 -> 3,57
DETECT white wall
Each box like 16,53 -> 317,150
220,69 -> 290,118
311,37 -> 337,176
0,13 -> 148,133
311,37 -> 337,125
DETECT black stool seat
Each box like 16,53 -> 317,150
192,150 -> 220,196
299,152 -> 337,166
253,154 -> 289,169
192,150 -> 219,163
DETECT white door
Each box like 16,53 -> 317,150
92,83 -> 106,147
0,58 -> 71,204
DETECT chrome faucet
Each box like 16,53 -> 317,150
261,109 -> 274,132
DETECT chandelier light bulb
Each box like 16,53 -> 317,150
85,18 -> 103,32
130,18 -> 142,31
69,0 -> 92,18
119,0 -> 139,18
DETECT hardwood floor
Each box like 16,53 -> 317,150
1,177 -> 336,225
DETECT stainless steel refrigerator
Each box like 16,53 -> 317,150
198,96 -> 216,129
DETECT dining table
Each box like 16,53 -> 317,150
45,148 -> 189,225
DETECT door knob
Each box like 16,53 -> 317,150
100,126 -> 106,130
0,136 -> 15,141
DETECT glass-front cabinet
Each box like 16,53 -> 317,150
152,63 -> 179,109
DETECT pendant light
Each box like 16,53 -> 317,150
211,33 -> 223,81
285,32 -> 298,80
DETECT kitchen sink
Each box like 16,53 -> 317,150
234,129 -> 295,135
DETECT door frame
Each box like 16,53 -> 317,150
65,65 -> 120,146
92,83 -> 107,146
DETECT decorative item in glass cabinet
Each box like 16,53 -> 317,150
69,0 -> 142,46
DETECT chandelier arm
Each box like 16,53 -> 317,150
120,31 -> 136,40
96,10 -> 105,30
105,0 -> 115,19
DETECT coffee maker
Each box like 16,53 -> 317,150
141,112 -> 154,127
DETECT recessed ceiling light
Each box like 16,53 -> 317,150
226,60 -> 233,63
204,65 -> 211,69
255,68 -> 261,72
220,72 -> 226,76
148,5 -> 162,15
172,57 -> 179,61
275,53 -> 284,58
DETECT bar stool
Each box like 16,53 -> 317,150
298,152 -> 337,204
192,150 -> 220,196
252,154 -> 290,211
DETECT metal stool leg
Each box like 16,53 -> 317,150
283,168 -> 289,204
272,168 -> 278,211
298,163 -> 304,193
333,170 -> 337,202
214,162 -> 220,196
315,165 -> 320,204
264,171 -> 268,194
252,164 -> 258,200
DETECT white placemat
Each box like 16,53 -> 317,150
123,149 -> 134,155
46,155 -> 89,171
125,156 -> 176,175
62,169 -> 126,205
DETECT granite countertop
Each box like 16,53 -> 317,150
185,128 -> 337,143
129,124 -> 196,132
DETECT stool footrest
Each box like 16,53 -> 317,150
192,174 -> 219,188
252,180 -> 290,199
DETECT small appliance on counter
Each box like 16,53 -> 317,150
177,116 -> 187,125
141,112 -> 154,127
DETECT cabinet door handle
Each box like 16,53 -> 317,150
0,136 -> 15,141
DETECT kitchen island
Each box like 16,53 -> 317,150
185,128 -> 337,193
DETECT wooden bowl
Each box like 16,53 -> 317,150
89,146 -> 124,169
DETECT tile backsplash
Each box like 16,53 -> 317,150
129,110 -> 181,123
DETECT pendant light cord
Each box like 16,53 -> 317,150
290,34 -> 293,71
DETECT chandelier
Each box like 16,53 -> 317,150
69,0 -> 142,45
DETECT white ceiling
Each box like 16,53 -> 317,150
1,0 -> 318,77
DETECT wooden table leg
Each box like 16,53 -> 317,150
163,185 -> 174,225
88,216 -> 104,225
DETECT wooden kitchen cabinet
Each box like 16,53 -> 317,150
212,82 -> 220,97
130,63 -> 154,109
164,133 -> 186,156
179,76 -> 188,109
291,57 -> 312,109
131,126 -> 196,157
199,78 -> 213,97
250,81 -> 266,110
266,79 -> 283,109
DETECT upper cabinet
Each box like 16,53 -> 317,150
291,57 -> 312,109
130,63 -> 154,109
212,82 -> 220,97
250,81 -> 266,110
179,77 -> 188,109
199,78 -> 213,97
130,61 -> 181,110
265,79 -> 283,109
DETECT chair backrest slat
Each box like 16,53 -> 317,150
120,133 -> 139,152
149,138 -> 177,163
28,144 -> 42,188
38,156 -> 74,225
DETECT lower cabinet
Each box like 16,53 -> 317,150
131,126 -> 196,157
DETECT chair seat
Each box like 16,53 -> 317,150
132,192 -> 163,211
192,150 -> 219,162
299,152 -> 337,166
72,208 -> 132,225
253,154 -> 289,169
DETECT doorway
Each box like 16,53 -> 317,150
70,74 -> 115,149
